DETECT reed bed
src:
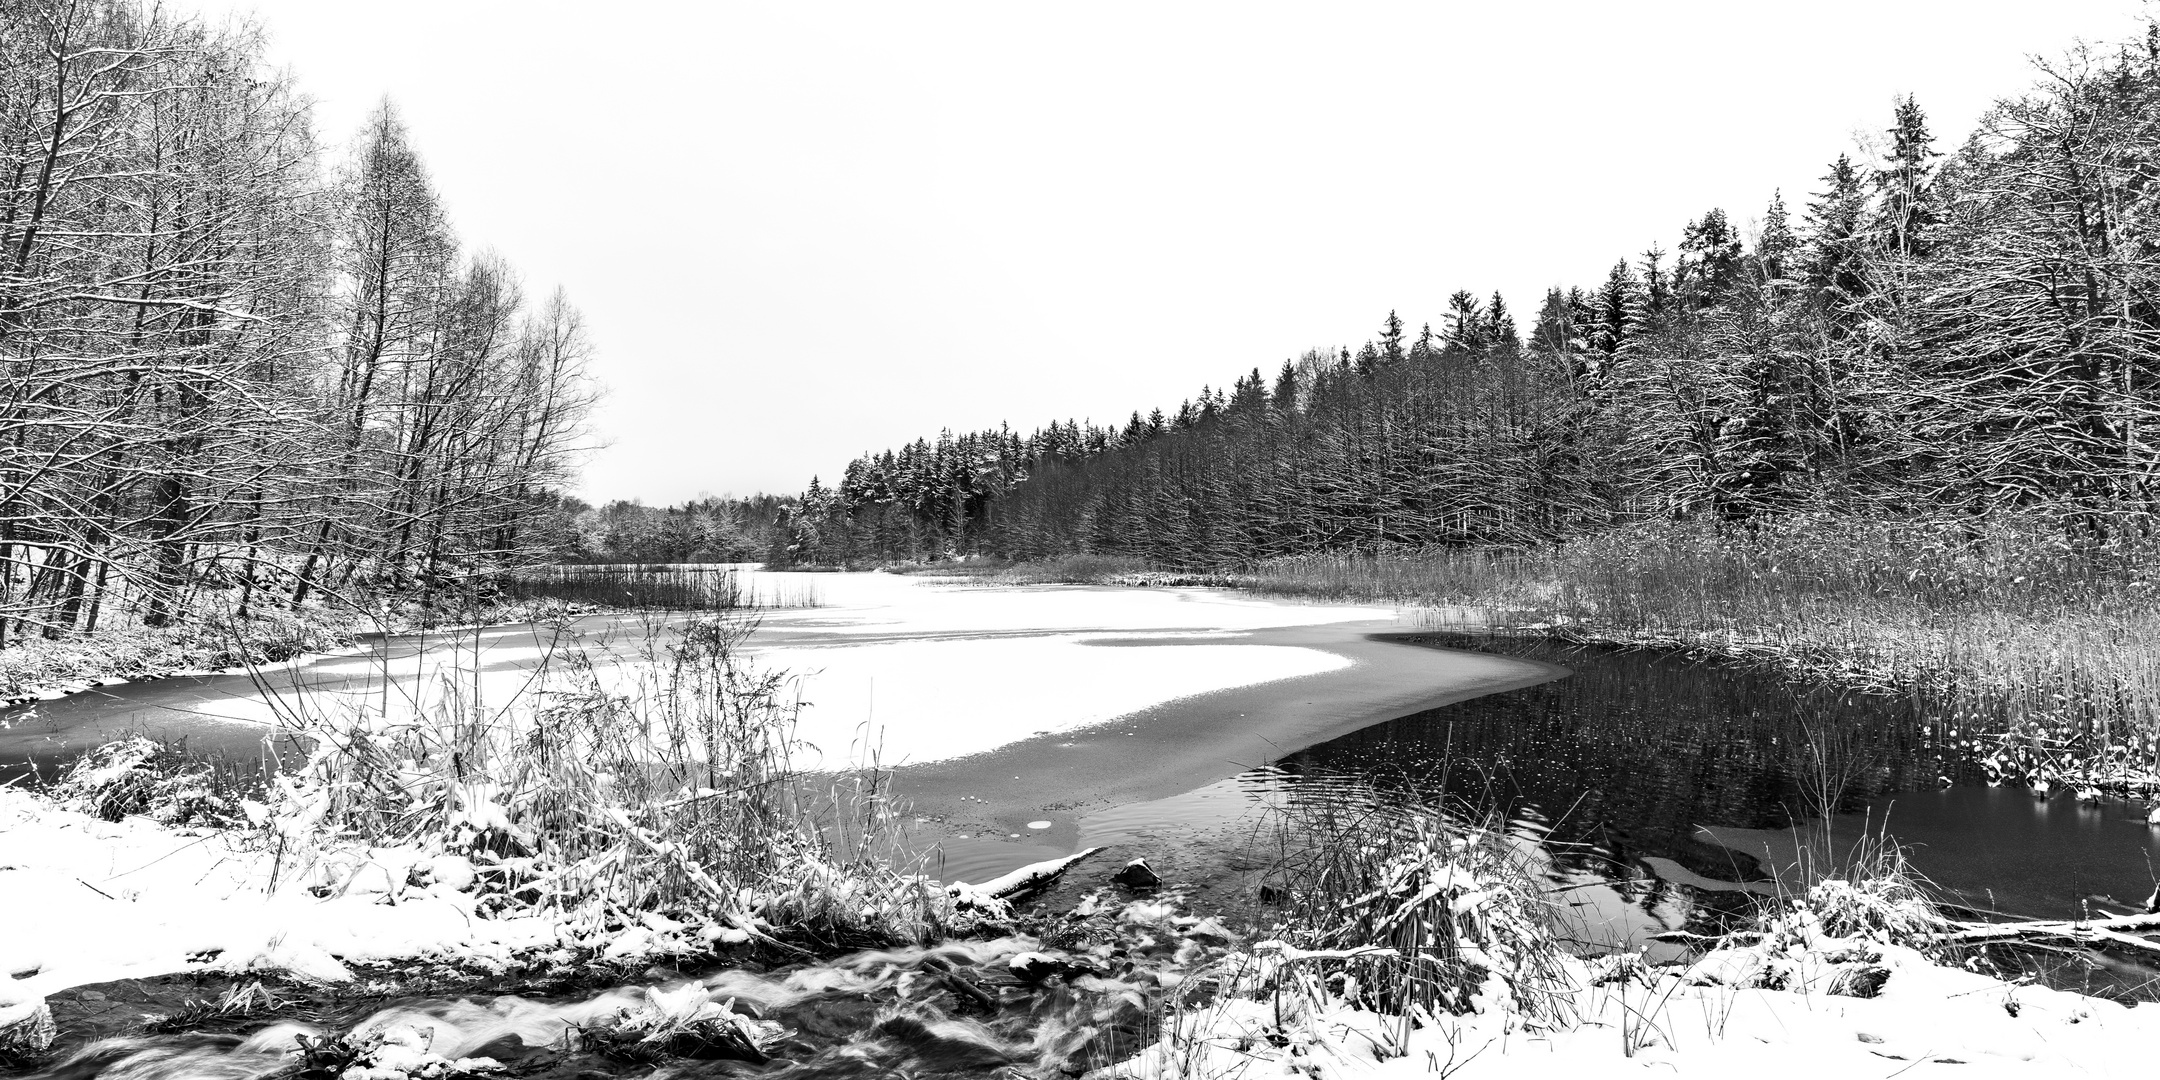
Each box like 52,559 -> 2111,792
1228,514 -> 2160,792
491,564 -> 821,612
254,609 -> 941,951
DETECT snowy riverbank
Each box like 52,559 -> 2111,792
8,773 -> 2158,1077
5,574 -> 2154,1077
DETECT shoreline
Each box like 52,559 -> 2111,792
6,574 -> 2160,1076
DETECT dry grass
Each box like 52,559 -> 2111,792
254,608 -> 948,951
1232,514 -> 2160,791
1242,781 -> 1579,1026
48,735 -> 249,827
490,564 -> 821,611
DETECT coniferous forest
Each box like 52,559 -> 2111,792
0,3 -> 597,644
746,34 -> 2160,571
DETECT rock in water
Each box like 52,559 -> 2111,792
0,998 -> 55,1056
1008,951 -> 1070,982
1112,858 -> 1161,890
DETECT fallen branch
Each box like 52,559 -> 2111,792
947,847 -> 1103,912
1931,911 -> 2160,958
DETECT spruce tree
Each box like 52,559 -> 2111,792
1588,260 -> 1648,371
1803,154 -> 1869,316
1443,290 -> 1487,358
1270,360 -> 1298,413
1875,94 -> 1941,258
1638,246 -> 1672,329
1410,322 -> 1437,362
1378,310 -> 1406,365
1679,208 -> 1744,310
1484,292 -> 1519,354
1530,288 -> 1573,357
1755,190 -> 1798,284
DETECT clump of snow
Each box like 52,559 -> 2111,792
48,735 -> 243,826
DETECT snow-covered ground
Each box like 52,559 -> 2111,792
1109,932 -> 2160,1079
0,786 -> 557,1042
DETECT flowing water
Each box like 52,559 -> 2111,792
22,926 -> 1217,1078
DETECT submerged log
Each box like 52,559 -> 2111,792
1930,911 -> 2160,957
946,847 -> 1104,912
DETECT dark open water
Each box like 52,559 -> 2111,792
937,632 -> 2160,996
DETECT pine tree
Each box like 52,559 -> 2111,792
1270,361 -> 1298,413
1679,208 -> 1744,310
1484,292 -> 1519,354
1443,290 -> 1487,358
1875,94 -> 1941,258
1639,246 -> 1671,331
1354,341 -> 1382,377
1410,322 -> 1437,362
1587,260 -> 1648,373
1378,310 -> 1406,365
1755,190 -> 1798,284
1530,288 -> 1573,357
1803,154 -> 1870,316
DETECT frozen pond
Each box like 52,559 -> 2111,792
0,571 -> 1555,798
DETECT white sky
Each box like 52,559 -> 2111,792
183,0 -> 2151,505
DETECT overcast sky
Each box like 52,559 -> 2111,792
185,1 -> 2149,505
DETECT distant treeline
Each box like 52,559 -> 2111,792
767,26 -> 2160,567
550,496 -> 791,564
0,2 -> 596,640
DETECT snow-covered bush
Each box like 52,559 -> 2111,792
51,736 -> 242,826
256,612 -> 952,949
1251,794 -> 1576,1024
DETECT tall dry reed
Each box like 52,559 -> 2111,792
1234,514 -> 2160,790
256,609 -> 943,949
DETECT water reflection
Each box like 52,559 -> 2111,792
941,633 -> 2158,985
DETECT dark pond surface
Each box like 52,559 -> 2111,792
1293,634 -> 2160,925
940,632 -> 2160,993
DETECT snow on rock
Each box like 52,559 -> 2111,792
0,998 -> 55,1054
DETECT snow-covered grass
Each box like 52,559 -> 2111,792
1190,517 -> 2160,797
1097,810 -> 2158,1080
1244,794 -> 1577,1025
46,734 -> 250,827
246,612 -> 955,946
0,610 -> 997,1064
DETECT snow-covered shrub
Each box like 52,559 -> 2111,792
1790,839 -> 1948,947
257,612 -> 952,949
1094,798 -> 1578,1079
51,736 -> 241,826
1250,792 -> 1576,1024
